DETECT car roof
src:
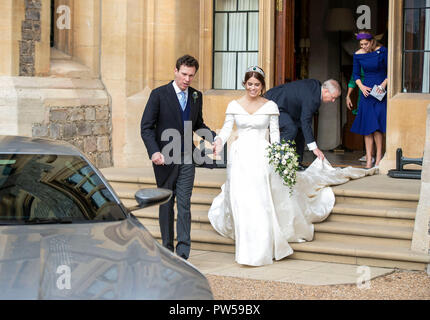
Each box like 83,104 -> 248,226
0,135 -> 83,156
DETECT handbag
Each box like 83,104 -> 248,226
370,85 -> 386,101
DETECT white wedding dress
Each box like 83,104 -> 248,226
208,100 -> 377,266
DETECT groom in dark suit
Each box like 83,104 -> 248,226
140,55 -> 215,259
265,79 -> 341,165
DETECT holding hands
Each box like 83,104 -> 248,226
151,152 -> 165,166
212,138 -> 223,156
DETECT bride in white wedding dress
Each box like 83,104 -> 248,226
209,67 -> 377,267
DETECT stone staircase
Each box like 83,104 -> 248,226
101,167 -> 430,271
50,48 -> 94,79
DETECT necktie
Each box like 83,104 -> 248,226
179,91 -> 186,111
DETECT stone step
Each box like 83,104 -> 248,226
314,221 -> 413,240
291,240 -> 430,269
102,167 -> 427,270
104,168 -> 419,209
113,185 -> 418,217
51,48 -> 72,60
124,197 -> 416,226
313,232 -> 411,248
123,198 -> 210,212
134,210 -> 412,247
132,205 -> 212,231
115,185 -> 217,205
103,167 -> 420,199
49,59 -> 94,79
331,203 -> 416,220
334,195 -> 418,209
110,181 -> 220,196
130,197 -> 414,248
142,224 -> 430,270
328,203 -> 416,228
41,88 -> 109,107
327,213 -> 415,228
129,200 -> 413,239
102,167 -> 226,188
12,77 -> 105,90
331,174 -> 420,201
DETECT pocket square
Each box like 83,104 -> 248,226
370,85 -> 386,101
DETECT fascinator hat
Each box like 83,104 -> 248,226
356,32 -> 373,40
246,66 -> 265,78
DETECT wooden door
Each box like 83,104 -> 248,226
274,0 -> 295,86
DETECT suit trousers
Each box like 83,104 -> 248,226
158,162 -> 195,259
280,115 -> 305,164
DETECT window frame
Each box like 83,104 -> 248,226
402,1 -> 430,93
212,0 -> 259,90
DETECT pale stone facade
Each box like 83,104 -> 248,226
412,104 -> 430,254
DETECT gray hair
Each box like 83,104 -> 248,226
322,79 -> 341,95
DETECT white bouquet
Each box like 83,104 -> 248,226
266,139 -> 299,195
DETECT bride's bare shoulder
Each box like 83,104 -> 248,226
260,97 -> 270,104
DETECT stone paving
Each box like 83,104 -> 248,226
188,250 -> 395,286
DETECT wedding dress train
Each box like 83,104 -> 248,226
208,100 -> 377,266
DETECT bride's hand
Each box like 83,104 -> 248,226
213,138 -> 223,156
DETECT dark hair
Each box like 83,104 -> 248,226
176,55 -> 199,72
243,70 -> 266,96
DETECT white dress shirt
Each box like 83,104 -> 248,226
172,81 -> 188,107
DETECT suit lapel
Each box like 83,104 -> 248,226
166,81 -> 184,130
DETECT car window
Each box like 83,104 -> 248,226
0,154 -> 126,223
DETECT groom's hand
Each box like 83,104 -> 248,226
151,152 -> 165,165
313,148 -> 325,160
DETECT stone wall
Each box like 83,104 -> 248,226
20,0 -> 42,76
32,105 -> 113,168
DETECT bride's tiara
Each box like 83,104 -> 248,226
246,66 -> 265,78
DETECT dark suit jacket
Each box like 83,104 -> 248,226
140,81 -> 215,186
265,79 -> 322,145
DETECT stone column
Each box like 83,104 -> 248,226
19,0 -> 50,76
0,0 -> 25,76
411,104 -> 430,255
73,0 -> 101,77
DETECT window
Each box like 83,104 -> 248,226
0,154 -> 126,223
403,0 -> 430,93
213,0 -> 259,90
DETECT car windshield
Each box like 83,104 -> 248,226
0,154 -> 126,224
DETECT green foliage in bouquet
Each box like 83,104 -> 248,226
266,139 -> 300,195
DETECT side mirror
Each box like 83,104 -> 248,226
130,188 -> 172,210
